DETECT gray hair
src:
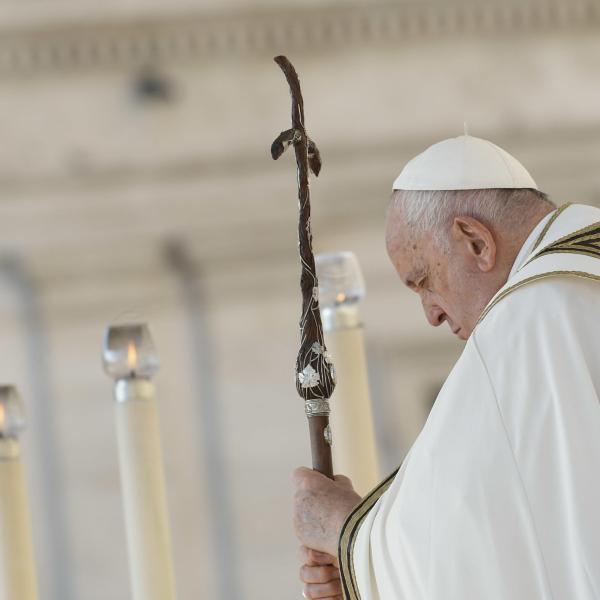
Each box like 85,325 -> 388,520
390,188 -> 555,246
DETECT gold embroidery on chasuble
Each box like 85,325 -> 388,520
530,202 -> 571,252
477,208 -> 600,326
338,469 -> 399,600
525,218 -> 600,263
476,270 -> 600,325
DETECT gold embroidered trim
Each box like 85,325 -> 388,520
338,468 -> 399,600
530,202 -> 571,252
477,270 -> 600,326
477,207 -> 600,326
523,219 -> 600,267
531,247 -> 600,261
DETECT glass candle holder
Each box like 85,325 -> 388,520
103,323 -> 159,380
0,386 -> 26,438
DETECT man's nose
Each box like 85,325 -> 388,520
422,298 -> 446,327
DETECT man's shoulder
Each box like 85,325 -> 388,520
470,274 -> 600,445
474,273 -> 600,353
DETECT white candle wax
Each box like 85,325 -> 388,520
113,378 -> 177,600
0,436 -> 38,600
325,321 -> 380,495
317,252 -> 380,495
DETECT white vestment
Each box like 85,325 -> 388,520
339,203 -> 600,600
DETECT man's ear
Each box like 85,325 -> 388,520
451,216 -> 497,272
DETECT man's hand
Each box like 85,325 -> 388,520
293,467 -> 361,557
299,545 -> 342,599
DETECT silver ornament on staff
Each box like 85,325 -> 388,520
102,323 -> 177,600
316,252 -> 380,495
0,386 -> 38,600
271,55 -> 336,478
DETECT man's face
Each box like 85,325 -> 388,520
385,210 -> 491,340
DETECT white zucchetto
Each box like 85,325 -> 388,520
392,135 -> 538,191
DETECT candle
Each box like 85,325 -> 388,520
316,252 -> 380,495
102,324 -> 177,600
0,386 -> 38,600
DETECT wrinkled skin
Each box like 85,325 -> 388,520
293,468 -> 360,598
385,211 -> 520,340
293,468 -> 361,558
294,203 -> 553,596
299,545 -> 342,599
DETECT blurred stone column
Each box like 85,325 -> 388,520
0,255 -> 75,600
164,241 -> 242,600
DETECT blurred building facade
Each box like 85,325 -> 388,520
0,0 -> 600,598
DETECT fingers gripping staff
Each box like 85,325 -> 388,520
271,56 -> 336,478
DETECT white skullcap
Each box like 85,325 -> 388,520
392,135 -> 538,191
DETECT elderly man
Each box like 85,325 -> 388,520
293,135 -> 600,600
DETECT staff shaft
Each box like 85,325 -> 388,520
271,55 -> 335,478
307,417 -> 334,477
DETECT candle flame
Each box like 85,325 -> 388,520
336,292 -> 346,304
127,341 -> 138,373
